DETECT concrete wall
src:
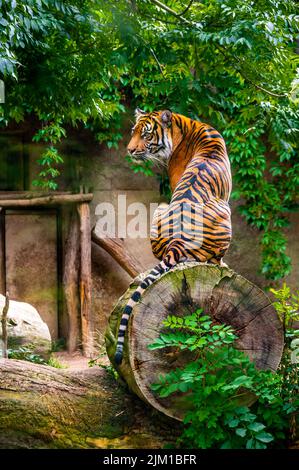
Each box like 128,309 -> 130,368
5,210 -> 58,339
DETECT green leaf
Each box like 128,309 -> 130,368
247,422 -> 266,433
235,428 -> 247,437
246,438 -> 254,449
255,432 -> 274,443
254,440 -> 267,449
227,418 -> 239,428
220,440 -> 232,449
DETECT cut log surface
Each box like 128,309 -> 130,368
106,263 -> 284,421
0,359 -> 178,449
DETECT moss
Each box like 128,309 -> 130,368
86,433 -> 168,449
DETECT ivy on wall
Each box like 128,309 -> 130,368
0,0 -> 298,280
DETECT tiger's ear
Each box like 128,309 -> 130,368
161,109 -> 172,128
135,108 -> 147,119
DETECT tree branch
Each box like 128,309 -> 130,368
149,46 -> 165,77
130,0 -> 137,12
1,292 -> 9,359
150,0 -> 191,24
177,0 -> 195,17
140,11 -> 181,26
216,45 -> 287,98
240,73 -> 288,98
91,227 -> 144,278
135,33 -> 166,78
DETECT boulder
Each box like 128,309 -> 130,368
0,294 -> 51,356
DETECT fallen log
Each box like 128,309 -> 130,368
106,262 -> 284,420
0,359 -> 178,449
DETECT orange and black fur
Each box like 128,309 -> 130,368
114,109 -> 232,364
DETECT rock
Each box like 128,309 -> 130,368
0,294 -> 51,356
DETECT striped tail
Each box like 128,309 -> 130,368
114,252 -> 177,365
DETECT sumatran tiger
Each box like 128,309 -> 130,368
114,108 -> 232,365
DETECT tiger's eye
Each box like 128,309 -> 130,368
142,129 -> 152,139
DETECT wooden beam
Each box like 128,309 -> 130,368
0,209 -> 5,295
0,191 -> 73,199
91,228 -> 144,279
63,209 -> 80,353
0,193 -> 93,207
78,203 -> 93,357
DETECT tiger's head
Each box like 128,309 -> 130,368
127,108 -> 173,164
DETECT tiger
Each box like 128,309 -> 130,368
114,108 -> 232,365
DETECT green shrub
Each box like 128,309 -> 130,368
47,355 -> 66,369
149,296 -> 298,448
8,345 -> 47,365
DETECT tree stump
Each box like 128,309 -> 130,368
105,263 -> 284,421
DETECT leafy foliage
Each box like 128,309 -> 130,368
1,0 -> 299,278
149,307 -> 298,449
7,344 -> 65,368
8,345 -> 47,364
270,284 -> 299,444
126,155 -> 155,177
31,122 -> 65,190
270,282 -> 299,330
46,355 -> 66,369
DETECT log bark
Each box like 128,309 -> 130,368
78,203 -> 93,356
63,210 -> 80,353
91,227 -> 144,278
106,262 -> 284,421
0,193 -> 93,207
0,359 -> 178,449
